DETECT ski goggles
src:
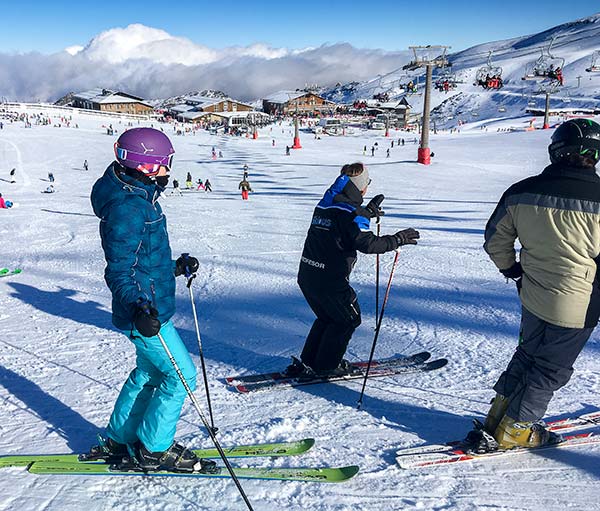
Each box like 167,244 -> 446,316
115,144 -> 175,176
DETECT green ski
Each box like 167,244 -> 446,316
0,438 -> 315,468
27,461 -> 359,483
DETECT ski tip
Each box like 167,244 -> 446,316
235,384 -> 249,394
414,351 -> 431,361
338,465 -> 360,480
304,438 -> 316,450
426,358 -> 448,370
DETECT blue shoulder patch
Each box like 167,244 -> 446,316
353,214 -> 371,231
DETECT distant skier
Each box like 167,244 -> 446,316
479,119 -> 600,451
83,159 -> 89,171
238,178 -> 252,200
0,193 -> 8,208
48,172 -> 55,183
286,146 -> 290,156
285,162 -> 420,377
196,178 -> 205,191
386,148 -> 390,158
89,127 -> 215,473
243,164 -> 249,180
371,146 -> 375,156
204,178 -> 212,192
363,145 -> 367,155
42,184 -> 56,193
172,179 -> 183,196
185,172 -> 193,189
9,168 -> 15,183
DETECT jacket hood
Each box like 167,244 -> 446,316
319,174 -> 364,210
91,162 -> 160,219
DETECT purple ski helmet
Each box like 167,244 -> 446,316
114,128 -> 175,176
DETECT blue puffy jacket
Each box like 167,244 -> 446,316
91,163 -> 176,330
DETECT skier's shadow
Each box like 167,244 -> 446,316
0,365 -> 101,452
7,282 -> 112,330
298,382 -> 475,466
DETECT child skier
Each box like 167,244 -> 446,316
238,178 -> 252,200
89,127 -> 215,473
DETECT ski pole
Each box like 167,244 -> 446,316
375,220 -> 381,323
157,331 -> 255,511
357,248 -> 401,410
186,273 -> 217,433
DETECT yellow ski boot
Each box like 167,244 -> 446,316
494,415 -> 560,449
483,394 -> 509,434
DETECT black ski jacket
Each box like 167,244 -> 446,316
298,174 -> 398,290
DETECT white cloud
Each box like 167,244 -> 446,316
0,24 -> 410,102
64,45 -> 84,56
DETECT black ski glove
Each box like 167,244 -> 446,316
365,194 -> 385,219
500,262 -> 522,280
134,300 -> 161,337
394,228 -> 420,247
175,253 -> 199,277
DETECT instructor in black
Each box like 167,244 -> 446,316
288,162 -> 420,377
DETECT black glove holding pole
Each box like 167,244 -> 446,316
134,299 -> 161,337
175,253 -> 199,277
356,194 -> 385,220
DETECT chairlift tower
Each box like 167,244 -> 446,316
537,82 -> 560,129
404,45 -> 450,165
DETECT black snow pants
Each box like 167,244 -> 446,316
494,306 -> 593,422
298,282 -> 362,372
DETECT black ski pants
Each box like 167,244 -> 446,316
299,282 -> 362,372
494,306 -> 593,422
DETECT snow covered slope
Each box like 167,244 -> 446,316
0,107 -> 599,510
323,13 -> 600,126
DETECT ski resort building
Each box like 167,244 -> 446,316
168,96 -> 255,122
262,91 -> 337,115
71,89 -> 153,115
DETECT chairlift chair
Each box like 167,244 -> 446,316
474,52 -> 503,89
586,51 -> 600,73
521,37 -> 565,84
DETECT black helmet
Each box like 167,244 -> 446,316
548,118 -> 600,165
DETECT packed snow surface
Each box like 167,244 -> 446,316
0,107 -> 599,510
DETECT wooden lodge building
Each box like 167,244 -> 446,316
170,96 -> 253,118
72,88 -> 153,115
262,91 -> 336,115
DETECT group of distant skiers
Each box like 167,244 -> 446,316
476,74 -> 503,90
80,119 -> 600,475
171,172 -> 212,195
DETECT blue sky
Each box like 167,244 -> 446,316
1,0 -> 598,53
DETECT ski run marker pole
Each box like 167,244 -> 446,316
357,248 -> 401,410
157,331 -> 255,511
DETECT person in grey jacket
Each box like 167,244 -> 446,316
481,119 -> 600,449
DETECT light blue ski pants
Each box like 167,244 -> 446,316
106,321 -> 197,452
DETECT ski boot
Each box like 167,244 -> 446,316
79,434 -> 130,462
134,441 -> 219,474
482,393 -> 509,434
494,415 -> 562,449
283,356 -> 315,378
